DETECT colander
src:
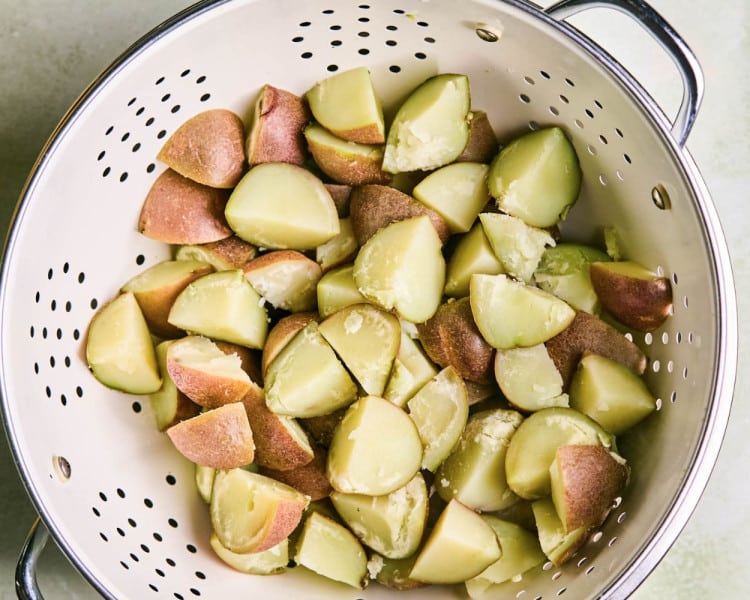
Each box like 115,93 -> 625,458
1,0 -> 737,598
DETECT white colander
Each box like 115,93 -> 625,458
1,0 -> 737,599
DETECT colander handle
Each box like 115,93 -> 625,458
544,0 -> 704,146
15,518 -> 49,600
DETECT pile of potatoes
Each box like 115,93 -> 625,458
85,66 -> 673,595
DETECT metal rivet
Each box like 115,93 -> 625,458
53,455 -> 71,481
652,184 -> 672,210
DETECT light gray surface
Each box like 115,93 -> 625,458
0,1 -> 747,598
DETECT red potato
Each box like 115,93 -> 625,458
166,336 -> 256,409
349,184 -> 451,246
242,250 -> 322,312
242,393 -> 315,471
121,260 -> 214,338
544,311 -> 647,389
417,298 -> 495,384
260,445 -> 333,501
175,236 -> 258,271
456,110 -> 498,164
589,261 -> 673,332
138,169 -> 233,244
261,312 -> 320,377
166,402 -> 255,469
247,84 -> 311,166
158,109 -> 246,188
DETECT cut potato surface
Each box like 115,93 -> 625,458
306,66 -> 385,144
489,126 -> 581,228
383,74 -> 471,173
444,223 -> 504,298
409,499 -> 501,584
569,352 -> 657,434
242,250 -> 322,312
295,512 -> 368,589
331,473 -> 428,559
316,263 -> 369,319
470,273 -> 575,349
327,395 -> 423,496
532,497 -> 590,566
210,534 -> 289,575
168,269 -> 268,349
225,162 -> 339,250
479,212 -> 555,283
436,409 -> 523,511
319,303 -> 401,396
85,292 -> 161,394
121,259 -> 214,338
407,367 -> 469,471
261,312 -> 319,377
494,344 -> 569,412
211,468 -> 309,554
304,123 -> 390,186
175,236 -> 258,271
353,216 -> 445,323
265,322 -> 357,418
465,516 -> 545,597
505,407 -> 614,500
315,217 -> 359,272
383,330 -> 439,408
412,162 -> 489,233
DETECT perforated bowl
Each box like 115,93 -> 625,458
1,0 -> 737,599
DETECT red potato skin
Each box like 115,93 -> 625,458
158,109 -> 246,188
457,111 -> 498,164
242,393 -> 314,471
589,264 -> 673,332
260,445 -> 333,501
166,403 -> 255,469
349,185 -> 451,245
545,311 -> 647,390
555,445 -> 628,531
416,298 -> 495,384
247,85 -> 311,166
139,169 -> 233,244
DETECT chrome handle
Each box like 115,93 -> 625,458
545,0 -> 704,146
16,518 -> 49,600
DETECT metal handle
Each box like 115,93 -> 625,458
544,0 -> 704,146
16,518 -> 49,600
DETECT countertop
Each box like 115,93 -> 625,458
1,1 -> 747,598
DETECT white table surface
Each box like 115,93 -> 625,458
1,1 -> 747,598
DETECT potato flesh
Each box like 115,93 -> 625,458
295,512 -> 368,589
409,499 -> 501,584
318,303 -> 401,396
412,162 -> 490,233
327,395 -> 423,496
353,215 -> 445,323
210,534 -> 289,575
306,66 -> 385,144
167,270 -> 268,349
436,409 -> 523,511
465,516 -> 545,597
316,263 -> 368,318
489,126 -> 581,228
531,497 -> 589,566
494,344 -> 569,412
479,212 -> 555,283
264,322 -> 357,418
444,223 -> 504,298
331,473 -> 428,559
383,74 -> 470,173
225,162 -> 339,250
470,273 -> 575,349
505,407 -> 613,500
569,353 -> 657,434
407,366 -> 469,471
210,469 -> 308,554
242,251 -> 322,312
384,330 -> 439,408
534,243 -> 611,314
85,292 -> 161,394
